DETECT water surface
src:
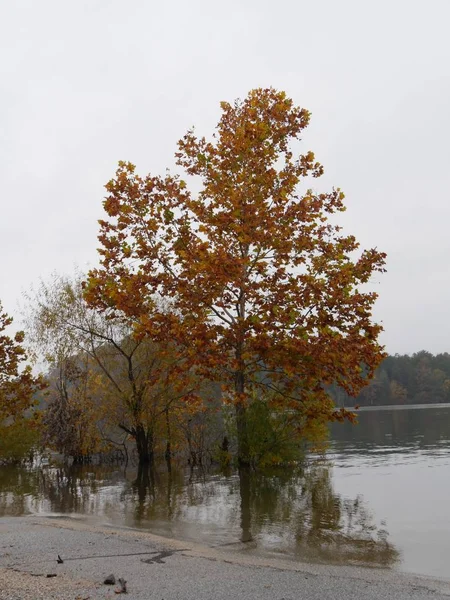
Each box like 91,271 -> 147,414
1,404 -> 450,578
329,404 -> 450,578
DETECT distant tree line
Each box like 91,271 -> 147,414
330,351 -> 450,407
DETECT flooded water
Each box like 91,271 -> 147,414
1,404 -> 450,578
329,404 -> 450,578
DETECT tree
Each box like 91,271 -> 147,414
389,380 -> 407,404
25,272 -> 198,465
85,87 -> 386,465
0,301 -> 44,423
42,354 -> 103,462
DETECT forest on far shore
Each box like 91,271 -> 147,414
330,351 -> 450,407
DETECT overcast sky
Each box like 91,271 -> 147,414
1,0 -> 449,354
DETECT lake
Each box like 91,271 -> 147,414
1,404 -> 450,579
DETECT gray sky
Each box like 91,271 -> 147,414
1,0 -> 449,355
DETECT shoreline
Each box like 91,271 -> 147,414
1,516 -> 450,599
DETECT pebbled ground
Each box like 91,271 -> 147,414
0,516 -> 449,600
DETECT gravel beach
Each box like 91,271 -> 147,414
1,516 -> 449,600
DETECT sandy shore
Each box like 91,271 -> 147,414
1,516 -> 449,600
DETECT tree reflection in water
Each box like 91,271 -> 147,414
0,461 -> 399,568
233,464 -> 398,567
291,465 -> 398,566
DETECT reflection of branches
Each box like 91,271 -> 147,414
0,466 -> 41,516
0,465 -> 105,516
0,462 -> 399,569
180,464 -> 399,568
289,465 -> 399,567
124,466 -> 187,525
39,466 -> 103,514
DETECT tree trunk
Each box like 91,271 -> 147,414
236,402 -> 250,466
134,424 -> 154,465
235,368 -> 250,466
165,408 -> 172,473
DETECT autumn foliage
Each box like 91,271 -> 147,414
0,301 -> 44,424
85,88 -> 386,464
25,273 -> 204,465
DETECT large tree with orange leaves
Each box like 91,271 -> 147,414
85,88 -> 386,465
